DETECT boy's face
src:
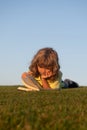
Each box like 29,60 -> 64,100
37,66 -> 53,79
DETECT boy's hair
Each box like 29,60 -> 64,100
29,47 -> 60,81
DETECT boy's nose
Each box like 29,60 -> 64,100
42,69 -> 47,75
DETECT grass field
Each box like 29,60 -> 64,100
0,86 -> 87,130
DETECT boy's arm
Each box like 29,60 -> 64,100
22,71 -> 33,78
41,77 -> 51,89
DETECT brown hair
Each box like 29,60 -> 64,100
29,47 -> 60,81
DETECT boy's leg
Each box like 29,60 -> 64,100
64,79 -> 79,88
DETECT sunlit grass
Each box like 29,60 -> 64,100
0,86 -> 87,130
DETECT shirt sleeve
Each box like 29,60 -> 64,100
48,71 -> 63,89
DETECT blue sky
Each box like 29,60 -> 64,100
0,0 -> 87,86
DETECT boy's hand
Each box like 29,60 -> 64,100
21,71 -> 33,78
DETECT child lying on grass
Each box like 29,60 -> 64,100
18,47 -> 79,91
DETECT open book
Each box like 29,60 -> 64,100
17,75 -> 43,91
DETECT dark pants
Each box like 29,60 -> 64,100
62,79 -> 79,88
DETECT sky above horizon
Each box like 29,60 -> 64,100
0,0 -> 87,86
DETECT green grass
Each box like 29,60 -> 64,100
0,86 -> 87,130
